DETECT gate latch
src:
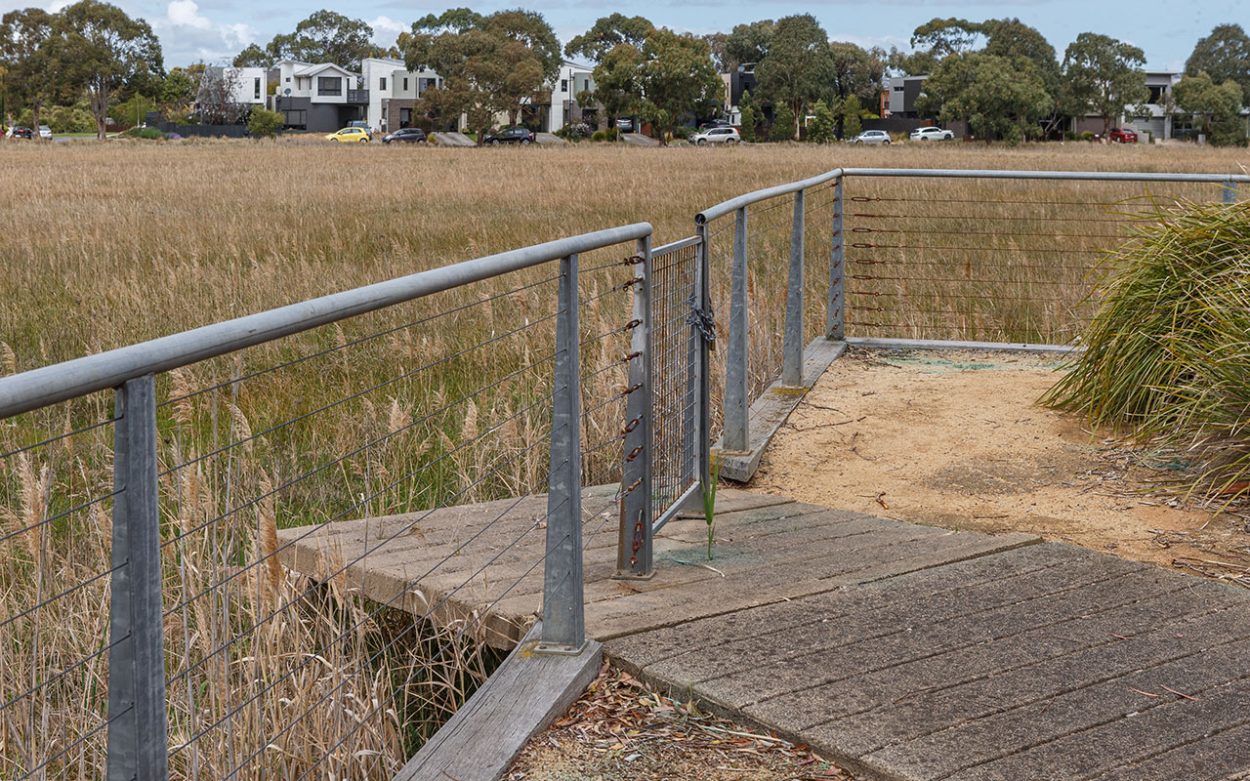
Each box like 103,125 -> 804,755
687,300 -> 717,347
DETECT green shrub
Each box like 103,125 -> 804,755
589,128 -> 620,142
247,108 -> 284,139
770,104 -> 795,142
1079,131 -> 1096,142
807,100 -> 835,143
739,90 -> 758,142
840,95 -> 863,138
556,122 -> 592,140
1042,200 -> 1250,501
122,127 -> 164,140
672,125 -> 692,140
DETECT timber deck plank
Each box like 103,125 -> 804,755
277,489 -> 1250,780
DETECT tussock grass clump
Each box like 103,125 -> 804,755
1043,200 -> 1250,499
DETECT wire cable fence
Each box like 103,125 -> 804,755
0,397 -> 119,780
2,167 -> 1245,781
0,225 -> 652,780
839,175 -> 1229,344
698,177 -> 841,450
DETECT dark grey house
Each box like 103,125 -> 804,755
269,61 -> 368,132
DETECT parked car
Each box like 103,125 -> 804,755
482,126 -> 535,145
326,127 -> 371,143
699,120 -> 732,131
851,130 -> 891,145
615,118 -> 634,132
1107,127 -> 1138,143
382,127 -> 427,144
691,126 -> 741,145
910,126 -> 954,141
38,125 -> 52,140
7,126 -> 33,139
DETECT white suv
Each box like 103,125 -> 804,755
910,126 -> 954,141
692,127 -> 741,145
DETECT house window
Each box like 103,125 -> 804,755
380,77 -> 387,91
419,77 -> 434,94
404,77 -> 410,91
318,76 -> 342,96
285,76 -> 290,83
254,78 -> 261,100
893,86 -> 904,92
561,79 -> 568,92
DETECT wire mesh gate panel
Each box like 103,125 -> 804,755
648,239 -> 701,529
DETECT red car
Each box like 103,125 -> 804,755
1107,127 -> 1138,143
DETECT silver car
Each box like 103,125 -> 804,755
851,130 -> 891,145
691,126 -> 741,145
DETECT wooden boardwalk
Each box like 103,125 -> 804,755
278,491 -> 1250,781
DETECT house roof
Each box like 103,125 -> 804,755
294,62 -> 358,78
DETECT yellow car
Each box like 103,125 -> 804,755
326,127 -> 371,143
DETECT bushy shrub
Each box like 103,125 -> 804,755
555,122 -> 592,140
247,108 -> 284,139
807,100 -> 835,143
122,127 -> 164,140
590,128 -> 620,142
1042,201 -> 1250,501
671,125 -> 692,140
770,104 -> 795,142
738,90 -> 758,142
1079,131 -> 1096,141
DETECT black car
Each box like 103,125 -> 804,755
7,126 -> 33,139
482,126 -> 535,145
382,127 -> 427,144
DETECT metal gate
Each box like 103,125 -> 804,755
617,235 -> 708,577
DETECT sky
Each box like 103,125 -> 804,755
9,0 -> 1247,71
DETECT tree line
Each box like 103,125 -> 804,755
3,3 -> 1248,145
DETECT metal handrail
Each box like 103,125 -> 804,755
840,168 -> 1250,183
0,223 -> 653,418
696,169 -> 844,224
697,167 -> 1250,225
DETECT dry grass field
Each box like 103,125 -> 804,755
0,138 -> 1246,780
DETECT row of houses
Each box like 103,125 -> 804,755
212,58 -> 598,134
884,71 -> 1245,141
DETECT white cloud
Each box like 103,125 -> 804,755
158,0 -> 256,64
369,14 -> 406,49
168,0 -> 212,30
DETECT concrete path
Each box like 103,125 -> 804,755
278,492 -> 1250,779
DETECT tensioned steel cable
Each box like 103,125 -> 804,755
0,415 -> 118,461
159,272 -> 562,408
160,313 -> 559,477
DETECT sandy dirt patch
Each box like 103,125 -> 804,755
507,665 -> 850,781
751,348 -> 1250,583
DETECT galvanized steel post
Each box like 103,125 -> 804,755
618,236 -> 654,578
1224,181 -> 1238,204
782,190 -> 806,387
107,375 -> 169,781
828,176 -> 846,340
724,207 -> 750,452
540,254 -> 585,651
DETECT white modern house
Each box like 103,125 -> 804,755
268,60 -> 368,132
197,66 -> 266,112
543,61 -> 595,133
360,57 -> 445,133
